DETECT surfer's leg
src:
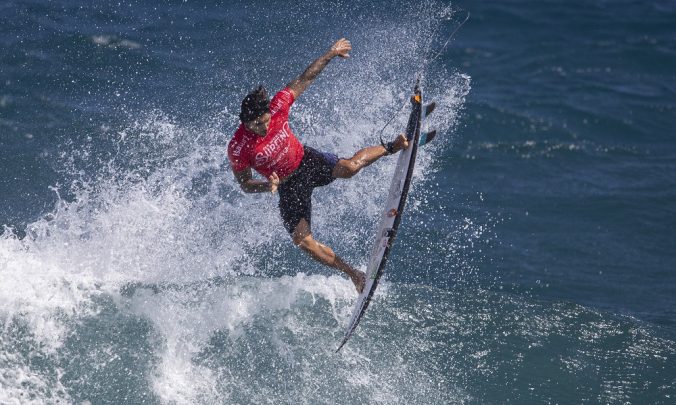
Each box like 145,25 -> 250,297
291,219 -> 365,293
278,177 -> 365,293
332,133 -> 409,178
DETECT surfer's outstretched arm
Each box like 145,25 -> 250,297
286,38 -> 351,99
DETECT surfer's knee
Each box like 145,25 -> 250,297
293,233 -> 316,254
291,224 -> 313,248
290,218 -> 312,246
334,159 -> 360,178
292,232 -> 306,246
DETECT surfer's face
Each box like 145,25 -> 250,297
244,112 -> 271,136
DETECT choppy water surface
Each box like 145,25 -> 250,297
1,0 -> 674,403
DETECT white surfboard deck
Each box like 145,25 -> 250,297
337,84 -> 434,351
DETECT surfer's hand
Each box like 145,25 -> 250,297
330,38 -> 351,59
268,172 -> 280,194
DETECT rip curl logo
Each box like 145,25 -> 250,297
255,122 -> 291,166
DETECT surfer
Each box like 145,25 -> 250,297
227,38 -> 408,293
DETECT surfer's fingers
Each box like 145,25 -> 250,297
332,38 -> 351,56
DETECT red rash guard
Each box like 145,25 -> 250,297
227,88 -> 304,179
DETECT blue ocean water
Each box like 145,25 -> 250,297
1,0 -> 674,403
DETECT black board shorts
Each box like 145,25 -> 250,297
278,146 -> 339,234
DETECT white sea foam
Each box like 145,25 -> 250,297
0,350 -> 72,404
92,35 -> 141,49
125,274 -> 355,402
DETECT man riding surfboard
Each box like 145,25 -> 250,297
227,38 -> 408,293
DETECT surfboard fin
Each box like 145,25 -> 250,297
424,102 -> 436,118
419,130 -> 437,146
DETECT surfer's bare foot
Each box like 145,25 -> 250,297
391,133 -> 409,153
350,270 -> 366,294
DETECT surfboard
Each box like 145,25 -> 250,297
337,83 -> 436,351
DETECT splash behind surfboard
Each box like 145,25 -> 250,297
337,83 -> 436,351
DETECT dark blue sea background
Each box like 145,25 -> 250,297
1,0 -> 674,403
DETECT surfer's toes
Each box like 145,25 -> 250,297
392,133 -> 409,153
352,271 -> 366,294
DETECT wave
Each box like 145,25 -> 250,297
0,1 -> 472,402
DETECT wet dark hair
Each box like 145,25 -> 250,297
239,85 -> 270,123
